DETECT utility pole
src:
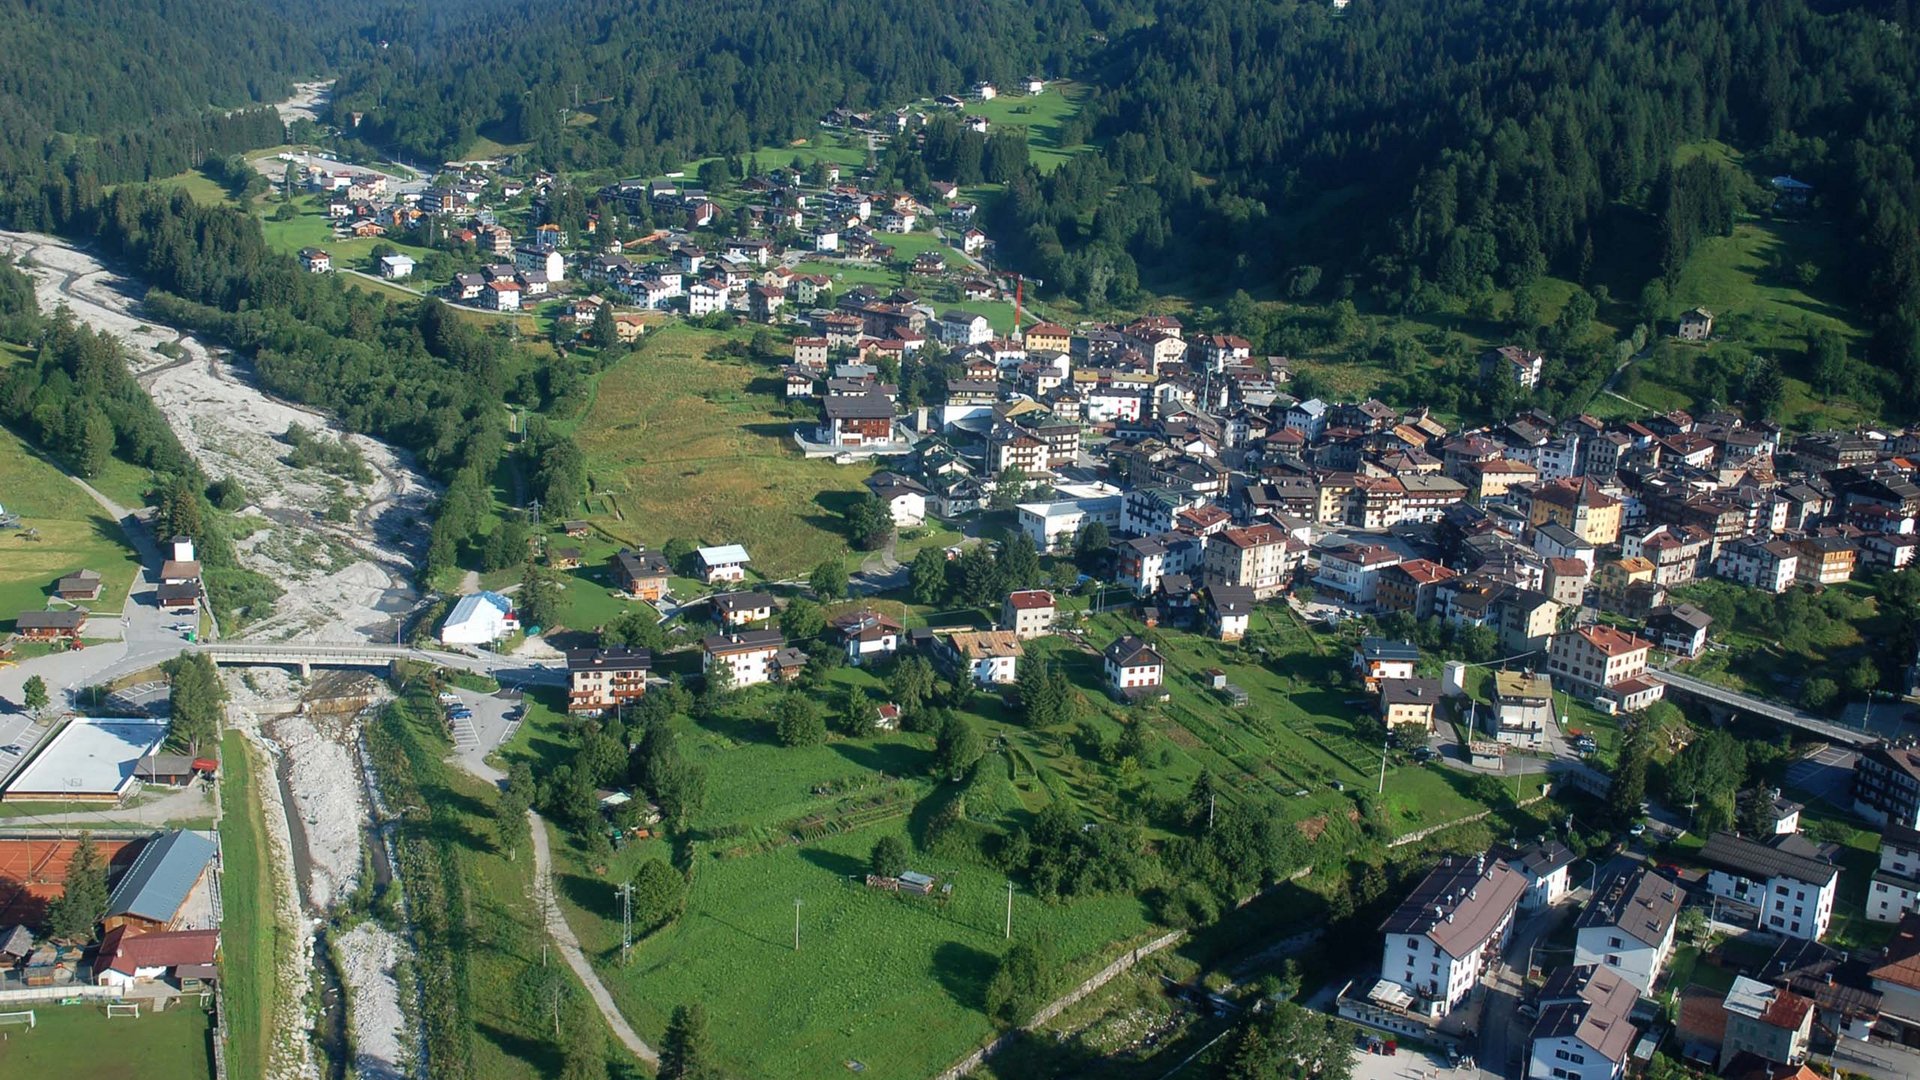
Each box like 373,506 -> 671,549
1208,792 -> 1216,831
1379,737 -> 1389,794
1005,881 -> 1013,940
793,898 -> 803,951
619,880 -> 634,966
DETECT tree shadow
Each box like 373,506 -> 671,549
799,846 -> 865,879
699,909 -> 786,952
558,871 -> 623,921
830,739 -> 924,775
476,1021 -> 564,1075
930,940 -> 997,1012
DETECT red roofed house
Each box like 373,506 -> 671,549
1546,625 -> 1664,712
94,926 -> 219,988
1000,590 -> 1056,640
1202,524 -> 1300,599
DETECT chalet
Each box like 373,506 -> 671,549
14,610 -> 87,641
566,647 -> 652,716
941,629 -> 1023,685
614,549 -> 670,601
820,393 -> 897,448
836,608 -> 903,665
702,630 -> 786,687
1353,637 -> 1420,689
1104,636 -> 1165,698
695,544 -> 752,584
55,569 -> 103,601
1645,603 -> 1713,658
94,927 -> 219,989
548,546 -> 583,570
299,248 -> 332,273
710,591 -> 776,628
1380,677 -> 1443,732
867,471 -> 929,526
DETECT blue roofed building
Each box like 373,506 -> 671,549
105,830 -> 218,934
439,590 -> 520,645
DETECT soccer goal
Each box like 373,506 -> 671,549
105,1002 -> 140,1019
0,1009 -> 35,1029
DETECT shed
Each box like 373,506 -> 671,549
104,830 -> 217,933
898,870 -> 936,895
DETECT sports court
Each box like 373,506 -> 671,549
0,837 -> 138,927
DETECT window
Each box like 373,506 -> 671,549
1770,916 -> 1785,927
1776,884 -> 1790,896
1555,1050 -> 1571,1061
1609,936 -> 1624,948
1430,963 -> 1438,975
1606,954 -> 1621,966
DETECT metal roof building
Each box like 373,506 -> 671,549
105,829 -> 217,932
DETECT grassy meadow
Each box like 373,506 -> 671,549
215,732 -> 290,1080
0,424 -> 142,630
0,1002 -> 213,1079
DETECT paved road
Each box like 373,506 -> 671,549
528,811 -> 659,1066
1655,666 -> 1877,746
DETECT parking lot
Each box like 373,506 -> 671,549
443,687 -> 524,776
1785,745 -> 1857,808
0,710 -> 55,787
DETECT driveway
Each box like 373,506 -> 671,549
1786,745 -> 1858,808
442,686 -> 524,777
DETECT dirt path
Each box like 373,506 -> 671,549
528,812 -> 660,1065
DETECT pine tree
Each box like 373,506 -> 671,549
660,1003 -> 717,1080
45,832 -> 108,941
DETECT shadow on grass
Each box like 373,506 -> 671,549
477,1021 -> 564,1075
700,909 -> 787,952
931,939 -> 998,1013
799,846 -> 866,879
559,871 -> 623,921
831,739 -> 927,775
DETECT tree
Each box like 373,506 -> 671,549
744,593 -> 806,640
559,1009 -> 609,1080
773,692 -> 826,747
496,761 -> 533,861
871,834 -> 909,878
1222,1000 -> 1356,1080
933,712 -> 984,779
955,544 -> 1002,606
162,652 -> 224,754
1016,659 -> 1070,728
1074,521 -> 1110,570
43,832 -> 108,941
525,957 -> 573,1039
1801,677 -> 1839,712
591,302 -> 619,349
1808,329 -> 1849,398
844,494 -> 894,551
985,939 -> 1056,1026
631,857 -> 684,929
653,758 -> 707,829
1737,786 -> 1776,838
22,674 -> 50,718
1847,657 -> 1881,698
810,559 -> 848,599
518,556 -> 559,629
889,654 -> 938,714
910,547 -> 948,605
660,1003 -> 718,1080
995,532 -> 1042,591
1608,726 -> 1651,827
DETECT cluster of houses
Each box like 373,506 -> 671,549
1342,794 -> 1920,1080
10,535 -> 202,650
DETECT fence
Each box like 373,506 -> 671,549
0,984 -> 124,1005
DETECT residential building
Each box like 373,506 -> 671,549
695,544 -> 752,584
942,630 -> 1023,685
1855,745 -> 1920,829
1104,636 -> 1165,698
1015,495 -> 1123,553
834,608 -> 902,666
1206,585 -> 1255,642
439,591 -> 519,645
1353,638 -> 1421,689
1380,678 -> 1443,732
1203,524 -> 1299,599
1468,458 -> 1540,505
710,591 -> 776,627
14,610 -> 87,641
1492,670 -> 1553,749
1377,853 -> 1527,1017
866,471 -> 929,526
820,393 -> 897,448
1001,590 -> 1056,641
1793,535 -> 1857,586
1377,560 -> 1458,619
1869,824 -> 1920,923
1481,345 -> 1545,388
378,253 -> 414,279
1645,603 -> 1713,658
1527,965 -> 1639,1080
1678,308 -> 1714,341
566,647 -> 652,716
1504,840 -> 1576,912
702,630 -> 786,687
1546,557 -> 1590,607
1700,831 -> 1839,941
94,927 -> 220,989
1531,522 -> 1597,572
613,548 -> 670,601
1546,626 -> 1664,712
1720,977 -> 1815,1070
1573,866 -> 1683,994
1313,542 -> 1403,609
1530,477 -> 1623,546
513,246 -> 566,282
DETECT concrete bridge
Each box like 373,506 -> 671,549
193,642 -> 564,686
1654,668 -> 1875,747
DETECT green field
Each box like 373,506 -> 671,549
566,324 -> 867,579
0,424 -> 142,630
0,1002 -> 213,1078
216,732 -> 288,1080
256,195 -> 437,277
959,85 -> 1093,174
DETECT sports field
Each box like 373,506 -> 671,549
0,1001 -> 214,1079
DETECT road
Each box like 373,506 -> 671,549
1654,666 -> 1880,746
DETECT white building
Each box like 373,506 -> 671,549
942,630 -> 1023,685
1103,636 -> 1165,697
936,311 -> 993,347
378,253 -> 415,279
1313,542 -> 1403,609
439,591 -> 519,644
866,471 -> 928,526
1015,495 -> 1123,554
1378,853 -> 1527,1017
687,282 -> 728,316
696,544 -> 752,584
702,630 -> 785,687
1527,965 -> 1639,1080
1572,867 -> 1682,995
1700,831 -> 1839,941
513,246 -> 566,283
1869,823 -> 1920,922
1504,840 -> 1575,913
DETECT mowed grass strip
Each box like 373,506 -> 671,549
215,731 -> 284,1080
571,324 -> 865,578
0,1000 -> 214,1078
0,424 -> 142,628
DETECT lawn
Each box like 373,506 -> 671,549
256,196 -> 437,278
958,85 -> 1093,174
139,167 -> 234,207
566,324 -> 868,579
216,731 -> 289,1080
0,1001 -> 214,1078
0,423 -> 142,630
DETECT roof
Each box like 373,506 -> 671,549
1576,866 -> 1681,947
106,830 -> 217,923
1378,854 -> 1526,958
1573,624 -> 1651,657
1379,678 -> 1442,707
1871,914 -> 1920,990
15,610 -> 86,630
446,591 -> 513,628
1005,590 -> 1055,611
1217,524 -> 1288,549
1357,637 -> 1422,663
1104,635 -> 1163,669
697,544 -> 751,566
1700,831 -> 1837,888
94,926 -> 219,978
947,630 -> 1023,660
1390,559 -> 1457,586
566,647 -> 652,673
1652,602 -> 1714,631
1724,976 -> 1814,1032
1492,670 -> 1552,702
1534,996 -> 1636,1063
614,548 -> 670,578
823,393 -> 896,420
711,591 -> 776,614
1207,585 -> 1255,615
1504,839 -> 1575,881
703,630 -> 785,655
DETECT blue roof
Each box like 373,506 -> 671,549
107,830 -> 217,923
447,591 -> 513,625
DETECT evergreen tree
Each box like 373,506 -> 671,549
933,713 -> 984,779
773,692 -> 826,747
809,559 -> 848,599
871,834 -> 909,878
518,556 -> 558,629
44,832 -> 108,941
909,546 -> 948,605
660,1003 -> 718,1080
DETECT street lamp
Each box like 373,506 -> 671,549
1573,857 -> 1599,896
